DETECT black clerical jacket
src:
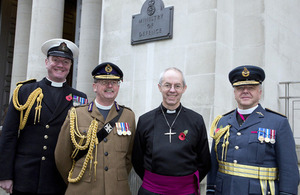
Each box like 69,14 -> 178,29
132,105 -> 211,182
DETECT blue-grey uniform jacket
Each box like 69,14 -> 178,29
207,104 -> 299,195
0,78 -> 87,194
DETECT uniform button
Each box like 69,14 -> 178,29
43,146 -> 47,150
44,135 -> 48,139
235,146 -> 239,150
104,166 -> 108,171
104,152 -> 108,156
237,132 -> 241,136
103,138 -> 107,142
267,192 -> 271,195
42,156 -> 46,160
233,160 -> 237,164
45,125 -> 50,129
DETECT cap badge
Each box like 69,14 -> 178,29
105,64 -> 113,73
58,42 -> 68,52
242,67 -> 250,77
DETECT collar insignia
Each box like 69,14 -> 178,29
88,102 -> 94,112
256,111 -> 264,116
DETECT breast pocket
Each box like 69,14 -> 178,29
114,135 -> 132,152
248,133 -> 265,164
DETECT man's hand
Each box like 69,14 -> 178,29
0,180 -> 13,194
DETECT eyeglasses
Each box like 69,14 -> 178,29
98,80 -> 120,86
160,83 -> 184,91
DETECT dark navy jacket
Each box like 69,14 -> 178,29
0,78 -> 87,194
207,104 -> 299,195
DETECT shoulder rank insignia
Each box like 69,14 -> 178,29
114,102 -> 132,111
223,109 -> 235,116
16,78 -> 37,86
265,108 -> 286,117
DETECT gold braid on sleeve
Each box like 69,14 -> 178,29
68,107 -> 99,183
12,83 -> 43,130
210,115 -> 231,162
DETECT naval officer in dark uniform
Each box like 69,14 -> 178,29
0,38 -> 87,194
132,67 -> 211,195
206,65 -> 299,195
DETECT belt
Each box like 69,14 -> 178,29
141,170 -> 200,195
218,161 -> 278,195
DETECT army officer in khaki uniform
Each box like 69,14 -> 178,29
55,62 -> 136,195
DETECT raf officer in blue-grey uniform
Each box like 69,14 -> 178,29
206,65 -> 299,195
0,38 -> 87,195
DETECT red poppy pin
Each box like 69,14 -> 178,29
66,94 -> 72,101
179,130 -> 189,141
215,125 -> 223,133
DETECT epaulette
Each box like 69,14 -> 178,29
118,104 -> 132,111
223,109 -> 235,116
265,108 -> 286,118
16,78 -> 37,86
114,101 -> 133,112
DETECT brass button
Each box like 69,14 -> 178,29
237,132 -> 241,136
45,125 -> 50,129
44,135 -> 48,139
235,146 -> 239,150
43,146 -> 47,150
42,156 -> 46,160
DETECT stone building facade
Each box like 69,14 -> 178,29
0,0 -> 300,194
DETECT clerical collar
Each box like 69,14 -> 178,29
45,77 -> 65,87
95,100 -> 112,110
237,105 -> 258,115
161,104 -> 182,114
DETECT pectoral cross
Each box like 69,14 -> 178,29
164,128 -> 176,143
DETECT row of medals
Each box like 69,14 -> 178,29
258,128 -> 276,144
116,122 -> 131,135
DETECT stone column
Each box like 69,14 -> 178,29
26,0 -> 65,81
76,0 -> 102,99
10,0 -> 32,96
214,0 -> 264,116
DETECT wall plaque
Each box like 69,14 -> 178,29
131,0 -> 174,45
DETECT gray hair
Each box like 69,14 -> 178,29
158,67 -> 186,86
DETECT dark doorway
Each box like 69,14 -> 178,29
63,0 -> 77,86
0,0 -> 17,125
0,0 -> 78,126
